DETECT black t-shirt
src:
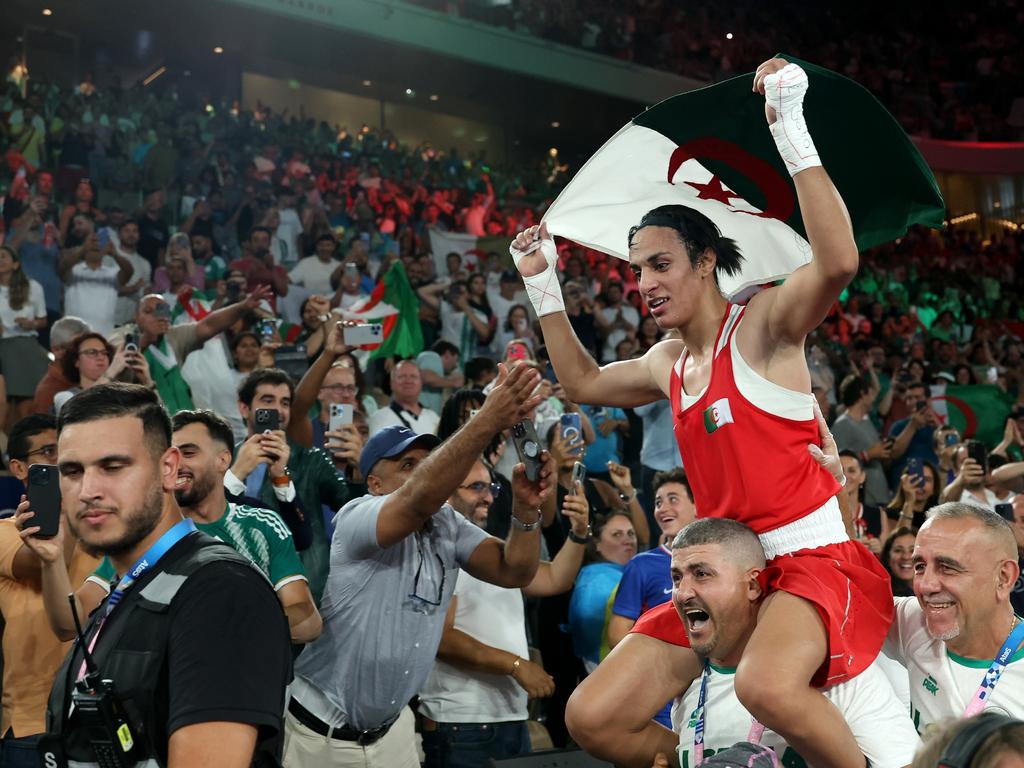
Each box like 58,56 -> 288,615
137,213 -> 170,270
65,533 -> 291,765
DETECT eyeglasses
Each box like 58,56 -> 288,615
320,384 -> 358,394
79,348 -> 109,358
459,481 -> 501,498
24,443 -> 58,460
408,540 -> 446,608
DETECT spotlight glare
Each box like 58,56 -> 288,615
213,46 -> 224,54
42,8 -> 53,16
726,32 -> 733,40
429,94 -> 439,102
551,121 -> 560,128
362,79 -> 372,86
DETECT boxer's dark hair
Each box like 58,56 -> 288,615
628,205 -> 744,280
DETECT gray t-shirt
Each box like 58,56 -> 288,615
292,493 -> 490,729
831,412 -> 891,506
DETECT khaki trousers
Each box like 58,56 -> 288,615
282,705 -> 418,768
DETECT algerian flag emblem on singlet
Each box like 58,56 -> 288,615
703,398 -> 734,434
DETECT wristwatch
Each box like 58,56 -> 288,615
568,526 -> 592,544
618,489 -> 636,503
271,468 -> 291,487
511,508 -> 542,531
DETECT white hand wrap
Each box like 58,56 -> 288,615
509,234 -> 565,317
764,63 -> 821,177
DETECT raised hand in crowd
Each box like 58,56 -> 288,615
326,425 -> 364,478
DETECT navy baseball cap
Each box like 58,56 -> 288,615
359,425 -> 441,479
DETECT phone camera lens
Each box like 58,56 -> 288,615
523,440 -> 538,458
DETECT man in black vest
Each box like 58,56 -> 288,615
16,383 -> 291,767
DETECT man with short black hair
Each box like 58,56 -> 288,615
16,383 -> 291,768
417,340 -> 464,414
230,227 -> 289,304
109,218 -> 152,326
229,368 -> 352,602
832,374 -> 891,506
465,356 -> 498,390
290,233 -> 339,296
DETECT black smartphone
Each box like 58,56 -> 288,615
906,458 -> 924,485
27,464 -> 62,538
226,281 -> 242,302
254,408 -> 280,433
965,439 -> 988,474
511,420 -> 543,482
995,502 -> 1014,522
915,400 -> 928,412
124,331 -> 137,353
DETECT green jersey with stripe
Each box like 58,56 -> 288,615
91,502 -> 306,592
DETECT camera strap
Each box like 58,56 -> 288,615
692,660 -> 764,765
962,617 -> 1024,717
76,518 -> 197,682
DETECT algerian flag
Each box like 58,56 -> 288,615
543,54 -> 945,298
428,228 -> 513,276
339,261 -> 424,360
931,384 -> 1014,447
703,398 -> 734,434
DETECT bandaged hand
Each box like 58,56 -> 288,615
509,223 -> 565,317
755,59 -> 821,177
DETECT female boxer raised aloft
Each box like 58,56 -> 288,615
510,58 -> 891,768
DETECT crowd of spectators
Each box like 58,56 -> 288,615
422,0 -> 1024,140
0,41 -> 1022,768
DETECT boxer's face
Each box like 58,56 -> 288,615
629,226 -> 713,330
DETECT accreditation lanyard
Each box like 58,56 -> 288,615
693,661 -> 764,765
76,519 -> 198,681
962,618 -> 1024,718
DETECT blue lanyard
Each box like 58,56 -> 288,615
104,518 -> 197,617
964,617 -> 1024,717
692,661 -> 764,765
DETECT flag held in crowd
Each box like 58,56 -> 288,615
542,54 -> 946,299
340,261 -> 424,360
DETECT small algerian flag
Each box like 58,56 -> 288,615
543,54 -> 945,298
339,261 -> 424,360
428,228 -> 513,276
703,398 -> 734,434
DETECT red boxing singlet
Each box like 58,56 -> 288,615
669,304 -> 839,533
663,304 -> 892,686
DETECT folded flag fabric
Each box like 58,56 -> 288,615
339,261 -> 423,360
542,54 -> 945,299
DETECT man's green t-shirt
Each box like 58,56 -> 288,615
91,503 -> 305,591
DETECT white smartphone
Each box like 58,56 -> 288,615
329,403 -> 353,432
342,323 -> 383,346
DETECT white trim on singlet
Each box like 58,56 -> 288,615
680,305 -> 814,418
730,324 -> 814,421
677,305 -> 743,410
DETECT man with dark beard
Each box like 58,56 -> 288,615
86,409 -> 320,644
15,384 -> 292,768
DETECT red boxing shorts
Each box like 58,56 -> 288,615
631,540 -> 893,688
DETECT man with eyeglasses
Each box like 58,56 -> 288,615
419,458 -> 591,768
0,415 -> 99,766
285,362 -> 550,768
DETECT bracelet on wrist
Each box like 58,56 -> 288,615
510,656 -> 522,677
511,508 -> 542,531
618,490 -> 636,503
271,469 -> 291,487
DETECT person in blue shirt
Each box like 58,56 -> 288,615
887,381 -> 940,486
581,404 -> 628,483
604,469 -> 696,727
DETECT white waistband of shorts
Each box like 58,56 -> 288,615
758,496 -> 848,561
